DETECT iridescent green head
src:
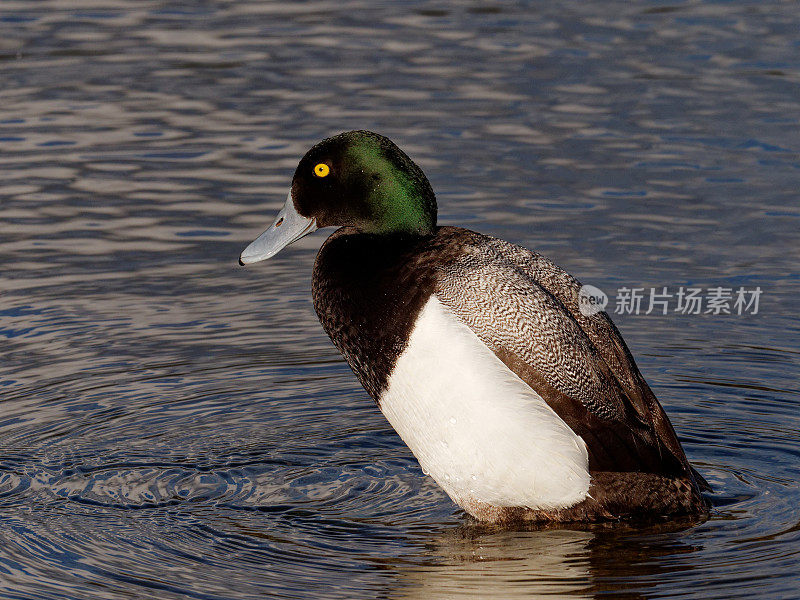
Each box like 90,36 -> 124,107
294,130 -> 436,234
239,131 -> 437,265
239,131 -> 436,264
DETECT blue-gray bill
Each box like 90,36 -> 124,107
239,192 -> 318,265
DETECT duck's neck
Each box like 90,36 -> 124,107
311,228 -> 440,401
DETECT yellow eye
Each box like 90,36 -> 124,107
313,163 -> 330,178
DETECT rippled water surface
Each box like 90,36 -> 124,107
2,1 -> 799,598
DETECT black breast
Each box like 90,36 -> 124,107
311,227 -> 468,401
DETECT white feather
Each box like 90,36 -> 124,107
379,296 -> 590,511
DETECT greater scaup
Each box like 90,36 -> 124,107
239,130 -> 709,523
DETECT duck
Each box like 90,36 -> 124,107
239,130 -> 710,523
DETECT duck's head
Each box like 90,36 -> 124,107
239,130 -> 437,265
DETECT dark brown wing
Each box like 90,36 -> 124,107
433,228 -> 696,480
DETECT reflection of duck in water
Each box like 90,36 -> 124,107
240,130 -> 710,523
392,518 -> 703,600
394,527 -> 594,600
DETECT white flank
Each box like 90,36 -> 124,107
379,296 -> 590,511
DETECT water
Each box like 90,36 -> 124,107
1,1 -> 799,598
